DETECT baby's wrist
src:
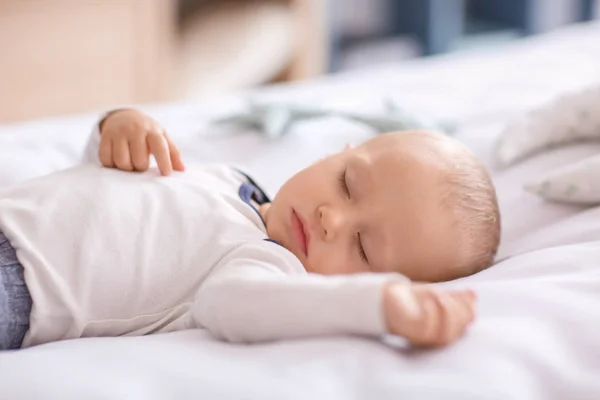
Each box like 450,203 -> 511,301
382,281 -> 412,334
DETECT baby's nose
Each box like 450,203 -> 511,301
318,206 -> 345,241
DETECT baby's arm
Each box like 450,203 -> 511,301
195,242 -> 475,347
82,109 -> 184,175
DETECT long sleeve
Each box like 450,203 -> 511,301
193,241 -> 408,343
82,119 -> 102,165
495,84 -> 600,167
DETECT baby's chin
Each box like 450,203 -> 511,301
265,224 -> 310,272
301,261 -> 315,273
291,247 -> 314,273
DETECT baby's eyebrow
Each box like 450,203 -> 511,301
348,155 -> 370,193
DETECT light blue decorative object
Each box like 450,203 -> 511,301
215,98 -> 455,138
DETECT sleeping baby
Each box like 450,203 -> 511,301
0,109 -> 500,350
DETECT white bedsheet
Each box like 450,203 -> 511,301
1,21 -> 600,400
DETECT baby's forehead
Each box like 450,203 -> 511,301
361,131 -> 452,158
362,130 -> 447,148
357,143 -> 457,223
361,139 -> 452,177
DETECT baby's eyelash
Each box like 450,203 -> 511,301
338,168 -> 349,196
357,233 -> 368,264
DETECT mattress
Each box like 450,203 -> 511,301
1,21 -> 600,400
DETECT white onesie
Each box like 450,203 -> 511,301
0,120 -> 404,347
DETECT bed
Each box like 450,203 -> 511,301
1,21 -> 600,400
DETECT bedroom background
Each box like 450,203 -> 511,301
0,0 -> 598,124
2,2 -> 600,399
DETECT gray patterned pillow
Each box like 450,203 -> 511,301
495,84 -> 600,205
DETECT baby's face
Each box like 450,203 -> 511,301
263,131 -> 464,282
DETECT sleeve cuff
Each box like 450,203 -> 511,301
333,273 -> 408,336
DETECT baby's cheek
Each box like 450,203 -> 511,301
309,246 -> 356,275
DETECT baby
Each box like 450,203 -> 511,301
0,109 -> 500,350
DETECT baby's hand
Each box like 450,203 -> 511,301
383,283 -> 476,347
99,109 -> 185,176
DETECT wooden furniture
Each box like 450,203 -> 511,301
0,0 -> 327,123
280,0 -> 329,81
0,0 -> 176,123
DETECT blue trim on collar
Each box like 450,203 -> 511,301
263,238 -> 281,246
238,182 -> 267,225
235,169 -> 271,204
236,170 -> 281,247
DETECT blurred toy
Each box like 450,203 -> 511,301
215,98 -> 455,138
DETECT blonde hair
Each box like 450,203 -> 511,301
441,146 -> 501,275
363,130 -> 501,277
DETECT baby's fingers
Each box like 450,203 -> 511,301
438,291 -> 476,342
99,137 -> 114,168
130,137 -> 149,172
165,133 -> 185,172
419,295 -> 442,344
147,132 -> 172,176
113,137 -> 133,171
453,290 -> 477,323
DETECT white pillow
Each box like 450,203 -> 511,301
495,84 -> 600,205
495,84 -> 600,167
524,154 -> 600,205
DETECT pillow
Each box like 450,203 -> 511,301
524,154 -> 600,205
495,84 -> 600,205
495,84 -> 600,167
